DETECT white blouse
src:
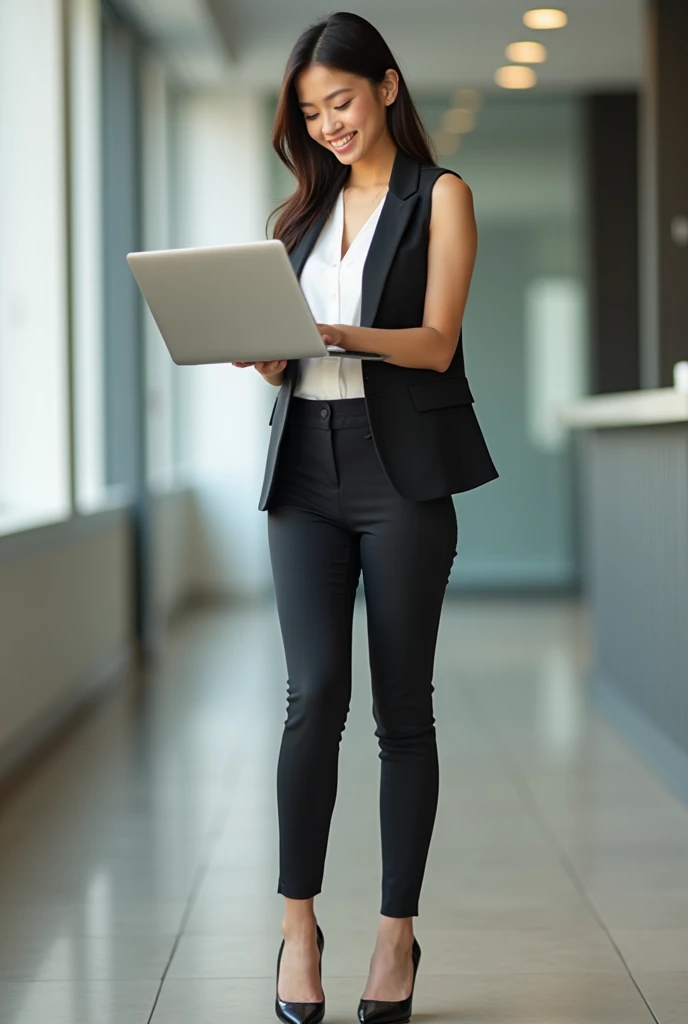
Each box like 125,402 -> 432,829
294,187 -> 387,401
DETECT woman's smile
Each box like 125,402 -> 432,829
328,130 -> 358,152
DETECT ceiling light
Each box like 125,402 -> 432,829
450,88 -> 483,112
523,8 -> 568,30
441,108 -> 476,134
506,41 -> 547,63
495,65 -> 538,89
430,129 -> 460,156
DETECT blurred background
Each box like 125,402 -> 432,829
0,3 -> 687,1022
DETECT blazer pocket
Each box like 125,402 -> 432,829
409,376 -> 475,412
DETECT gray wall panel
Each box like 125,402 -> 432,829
583,427 -> 688,760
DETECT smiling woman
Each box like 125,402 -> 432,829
237,13 -> 498,1024
268,15 -> 433,255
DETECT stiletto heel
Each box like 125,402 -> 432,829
357,938 -> 421,1024
275,923 -> 326,1024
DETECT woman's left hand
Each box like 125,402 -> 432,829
317,323 -> 346,348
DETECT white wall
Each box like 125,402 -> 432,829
173,91 -> 274,598
0,515 -> 133,764
0,487 -> 200,775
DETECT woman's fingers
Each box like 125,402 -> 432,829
232,360 -> 287,375
255,360 -> 287,375
316,323 -> 341,347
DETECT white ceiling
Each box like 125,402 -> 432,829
125,0 -> 645,92
118,0 -> 230,84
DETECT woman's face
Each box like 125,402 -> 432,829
295,64 -> 398,164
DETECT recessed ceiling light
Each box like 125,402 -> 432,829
441,108 -> 476,134
523,8 -> 568,30
506,41 -> 548,63
495,65 -> 538,89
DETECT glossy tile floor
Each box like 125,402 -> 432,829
1,597 -> 687,1023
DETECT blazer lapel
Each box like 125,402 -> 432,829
287,177 -> 342,279
360,148 -> 421,328
360,192 -> 418,328
284,184 -> 339,387
287,147 -> 422,327
288,212 -> 327,279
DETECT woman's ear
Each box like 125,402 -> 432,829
381,69 -> 399,106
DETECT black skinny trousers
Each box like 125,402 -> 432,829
267,397 -> 457,918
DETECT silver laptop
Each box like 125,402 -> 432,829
126,239 -> 386,366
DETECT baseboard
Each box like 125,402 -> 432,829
0,645 -> 135,790
594,673 -> 688,808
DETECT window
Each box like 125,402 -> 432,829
525,277 -> 588,452
142,54 -> 183,492
70,0 -> 107,511
0,0 -> 70,532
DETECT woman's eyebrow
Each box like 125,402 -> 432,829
298,88 -> 353,108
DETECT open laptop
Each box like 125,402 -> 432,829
126,239 -> 386,366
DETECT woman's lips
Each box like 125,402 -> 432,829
330,131 -> 357,152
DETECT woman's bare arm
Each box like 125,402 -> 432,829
323,174 -> 477,372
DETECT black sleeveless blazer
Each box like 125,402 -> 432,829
259,146 -> 498,511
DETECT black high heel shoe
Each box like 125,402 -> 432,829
275,923 -> 325,1024
357,938 -> 421,1024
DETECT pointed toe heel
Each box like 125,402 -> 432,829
275,924 -> 325,1024
357,938 -> 421,1024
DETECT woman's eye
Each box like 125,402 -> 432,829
304,99 -> 351,122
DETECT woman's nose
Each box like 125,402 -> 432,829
323,117 -> 343,138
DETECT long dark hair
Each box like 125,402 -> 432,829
268,11 -> 436,253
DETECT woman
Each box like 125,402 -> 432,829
233,12 -> 498,1024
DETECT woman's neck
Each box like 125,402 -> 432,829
347,134 -> 397,191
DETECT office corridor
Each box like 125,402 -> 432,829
0,598 -> 686,1023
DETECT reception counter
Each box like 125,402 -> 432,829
560,387 -> 688,802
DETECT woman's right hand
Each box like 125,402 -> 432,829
232,360 -> 287,385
